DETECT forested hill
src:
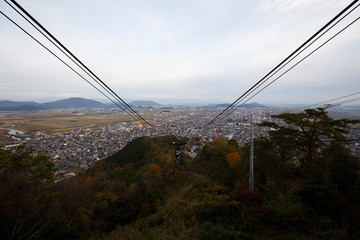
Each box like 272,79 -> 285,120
0,108 -> 359,239
104,135 -> 176,168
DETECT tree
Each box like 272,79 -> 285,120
144,163 -> 164,200
302,141 -> 360,217
226,145 -> 241,168
0,146 -> 58,240
193,137 -> 244,187
261,108 -> 359,168
257,108 -> 360,233
0,145 -> 56,183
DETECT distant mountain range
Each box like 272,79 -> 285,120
0,98 -> 108,111
214,102 -> 266,108
0,98 -> 268,111
0,98 -> 164,111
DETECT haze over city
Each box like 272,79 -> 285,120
1,0 -> 359,105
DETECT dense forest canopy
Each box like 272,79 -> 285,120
0,108 -> 359,239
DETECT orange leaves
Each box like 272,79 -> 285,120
226,145 -> 241,168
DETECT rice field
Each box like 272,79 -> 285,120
0,110 -> 153,134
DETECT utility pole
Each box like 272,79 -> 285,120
250,114 -> 254,192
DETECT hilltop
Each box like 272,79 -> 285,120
41,97 -> 107,109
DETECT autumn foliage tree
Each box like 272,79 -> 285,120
226,140 -> 241,168
193,137 -> 244,187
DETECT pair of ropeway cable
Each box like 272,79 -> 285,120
291,91 -> 360,112
2,0 -> 153,128
200,0 -> 360,133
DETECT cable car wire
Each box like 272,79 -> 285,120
4,0 -> 141,120
221,15 -> 360,121
201,0 -> 359,131
0,10 -> 145,124
291,91 -> 360,111
3,0 -> 137,119
8,0 -> 152,127
219,3 -> 360,121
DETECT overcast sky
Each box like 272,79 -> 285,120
0,0 -> 359,105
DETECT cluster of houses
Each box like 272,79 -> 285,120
1,108 -> 359,176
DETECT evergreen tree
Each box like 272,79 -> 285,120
261,108 -> 359,168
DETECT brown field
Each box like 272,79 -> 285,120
0,110 -> 156,134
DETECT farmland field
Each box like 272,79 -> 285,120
0,110 -> 156,134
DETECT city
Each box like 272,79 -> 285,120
1,106 -> 359,174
